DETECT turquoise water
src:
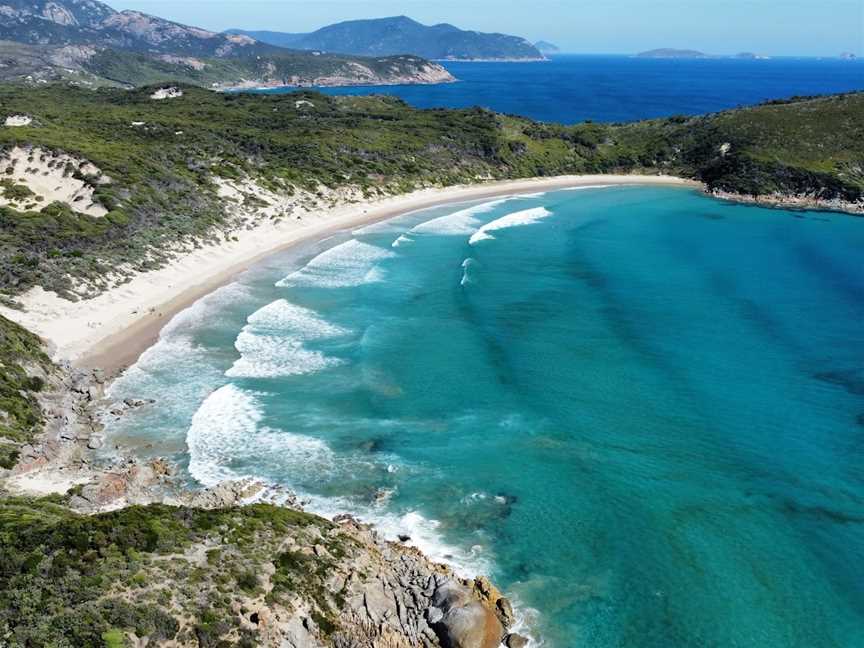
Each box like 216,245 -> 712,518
106,186 -> 864,647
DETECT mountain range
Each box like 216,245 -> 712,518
229,16 -> 546,61
0,0 -> 454,88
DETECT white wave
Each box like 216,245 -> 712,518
516,191 -> 547,198
187,384 -> 337,487
469,207 -> 553,245
410,198 -> 510,236
560,184 -> 614,192
506,595 -> 544,648
391,233 -> 414,248
460,257 -> 480,286
226,330 -> 344,378
226,299 -> 349,379
276,239 -> 395,288
187,384 -> 262,486
246,299 -> 349,338
302,493 -> 492,579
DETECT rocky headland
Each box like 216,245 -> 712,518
0,356 -> 530,648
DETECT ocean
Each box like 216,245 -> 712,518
254,54 -> 864,123
105,186 -> 864,647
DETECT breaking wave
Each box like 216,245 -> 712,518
186,384 -> 335,487
226,299 -> 350,379
276,239 -> 395,288
409,199 -> 511,236
469,207 -> 553,245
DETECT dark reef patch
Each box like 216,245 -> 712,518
814,368 -> 864,396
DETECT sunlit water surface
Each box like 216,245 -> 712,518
106,186 -> 864,647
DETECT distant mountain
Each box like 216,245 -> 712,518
534,41 -> 560,54
735,52 -> 770,60
637,48 -> 708,59
230,16 -> 545,61
0,0 -> 455,88
840,52 -> 858,60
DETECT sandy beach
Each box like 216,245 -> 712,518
0,174 -> 699,374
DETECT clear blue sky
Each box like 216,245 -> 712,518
113,0 -> 864,56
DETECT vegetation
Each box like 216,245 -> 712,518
0,497 -> 350,647
0,315 -> 51,469
0,85 -> 860,301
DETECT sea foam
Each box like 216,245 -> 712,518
187,384 -> 262,486
276,239 -> 395,289
409,199 -> 510,236
560,184 -> 614,191
226,299 -> 350,379
469,207 -> 553,245
246,299 -> 349,338
300,493 -> 493,579
187,384 -> 336,487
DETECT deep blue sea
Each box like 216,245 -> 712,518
254,55 -> 864,123
106,186 -> 864,647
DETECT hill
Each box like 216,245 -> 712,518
0,1 -> 454,88
230,16 -> 546,61
0,87 -> 859,303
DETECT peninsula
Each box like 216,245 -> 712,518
0,1 -> 454,88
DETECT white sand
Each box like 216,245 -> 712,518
0,146 -> 110,217
0,174 -> 699,369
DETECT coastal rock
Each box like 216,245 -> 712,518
430,580 -> 505,648
504,633 -> 530,648
433,602 -> 503,648
186,478 -> 268,508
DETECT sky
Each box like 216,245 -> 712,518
112,1 -> 864,57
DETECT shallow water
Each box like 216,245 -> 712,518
106,186 -> 864,647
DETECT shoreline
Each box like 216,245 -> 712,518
1,174 -> 698,375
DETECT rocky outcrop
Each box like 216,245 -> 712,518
709,188 -> 864,215
252,511 -> 518,648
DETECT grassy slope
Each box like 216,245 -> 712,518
0,86 -> 860,301
0,497 -> 351,647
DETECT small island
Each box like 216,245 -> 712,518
636,48 -> 708,58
